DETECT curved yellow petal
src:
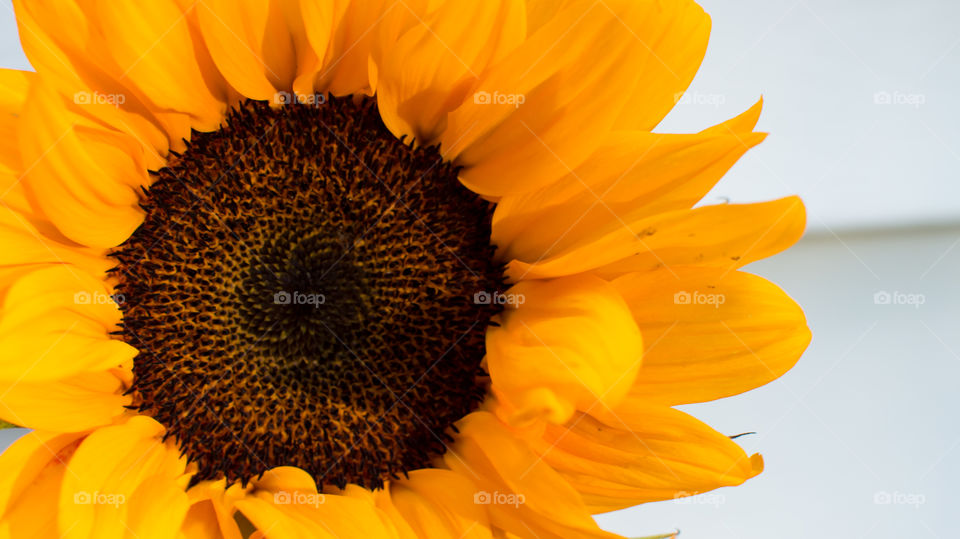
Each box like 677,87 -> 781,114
614,267 -> 811,405
701,96 -> 764,135
444,411 -> 617,538
441,0 -> 652,197
493,101 -> 767,262
372,489 -> 418,539
91,0 -> 227,130
57,416 -> 188,539
271,0 -> 327,102
522,0 -> 710,122
0,69 -> 29,177
386,469 -> 493,539
126,476 -> 190,539
486,274 -> 642,425
240,477 -> 403,537
251,466 -> 318,496
594,196 -> 807,279
0,430 -> 85,538
18,78 -> 146,248
374,0 -> 525,144
533,399 -> 764,512
237,489 -> 399,539
0,203 -> 113,276
506,196 -> 806,281
313,0 -> 430,97
0,69 -> 32,243
0,68 -> 127,254
0,370 -> 129,432
612,0 -> 711,130
0,71 -> 94,253
234,496 -> 315,538
294,0 -> 343,98
0,265 -> 136,382
12,0 -> 179,158
180,499 -> 237,539
183,480 -> 249,539
197,0 -> 296,100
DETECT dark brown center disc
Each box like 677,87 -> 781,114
111,96 -> 504,489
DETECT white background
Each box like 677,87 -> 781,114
2,1 -> 959,537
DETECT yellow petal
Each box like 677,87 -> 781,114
313,0 -> 430,97
614,267 -> 811,404
18,78 -> 146,248
372,489 -> 418,539
0,69 -> 29,176
11,0 -> 179,158
532,398 -> 764,512
506,196 -> 806,281
444,411 -> 617,538
493,101 -> 767,262
0,203 -> 113,276
0,370 -> 129,432
374,0 -> 525,143
596,196 -> 807,279
612,0 -> 711,130
0,71 -> 87,253
0,430 -> 85,538
197,0 -> 296,100
183,480 -> 249,539
386,470 -> 492,539
180,499 -> 237,539
242,477 -> 402,537
234,496 -> 316,538
522,0 -> 574,34
519,0 -> 710,133
0,69 -> 29,109
126,476 -> 190,539
0,265 -> 136,382
486,274 -> 642,425
701,96 -> 764,135
441,0 -> 653,197
294,0 -> 342,97
278,0 -> 329,101
251,466 -> 318,496
57,416 -> 188,539
92,0 -> 227,130
237,489 -> 398,539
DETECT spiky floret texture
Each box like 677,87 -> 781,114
112,97 -> 505,489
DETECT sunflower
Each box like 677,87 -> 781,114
0,0 -> 810,537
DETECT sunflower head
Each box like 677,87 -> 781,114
0,1 -> 809,537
